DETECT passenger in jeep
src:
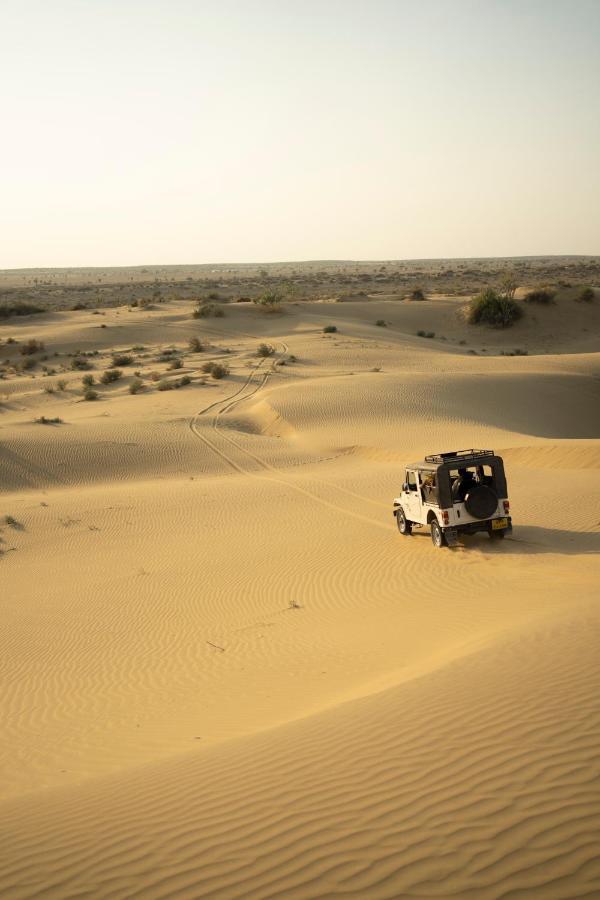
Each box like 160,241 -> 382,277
451,467 -> 475,502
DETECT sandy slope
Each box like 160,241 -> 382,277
1,298 -> 599,898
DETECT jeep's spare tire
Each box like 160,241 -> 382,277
464,484 -> 497,518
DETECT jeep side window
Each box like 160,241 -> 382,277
406,470 -> 418,491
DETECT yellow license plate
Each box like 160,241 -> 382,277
492,517 -> 508,530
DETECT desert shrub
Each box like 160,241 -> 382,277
43,383 -> 55,394
4,515 -> 19,526
157,379 -> 173,391
83,387 -> 98,401
188,337 -> 204,352
35,415 -> 62,424
168,358 -> 183,370
20,357 -> 36,370
132,344 -> 145,351
257,343 -> 274,357
72,302 -> 86,311
20,339 -> 44,356
57,379 -> 67,391
0,302 -> 44,319
100,368 -> 122,384
210,363 -> 229,380
576,286 -> 595,302
409,288 -> 425,301
193,302 -> 224,319
468,289 -> 523,328
323,325 -> 337,333
129,378 -> 144,394
179,375 -> 191,386
253,289 -> 284,312
82,374 -> 95,387
525,287 -> 555,304
207,291 -> 221,300
375,319 -> 386,326
288,354 -> 297,362
112,354 -> 133,367
71,356 -> 91,370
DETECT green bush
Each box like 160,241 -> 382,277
468,289 -> 523,328
82,373 -> 95,387
100,368 -> 122,384
112,354 -> 133,366
83,387 -> 98,401
253,289 -> 283,311
257,343 -> 274,357
525,287 -> 555,304
157,379 -> 173,391
129,378 -> 144,394
323,325 -> 337,333
576,286 -> 595,302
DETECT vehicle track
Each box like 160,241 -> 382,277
188,341 -> 391,532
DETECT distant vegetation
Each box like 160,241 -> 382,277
0,302 -> 44,319
409,288 -> 426,301
257,343 -> 274,357
375,319 -> 386,326
20,339 -> 45,355
323,325 -> 337,333
468,288 -> 523,328
34,415 -> 62,424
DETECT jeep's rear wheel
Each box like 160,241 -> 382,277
396,508 -> 412,535
431,519 -> 445,548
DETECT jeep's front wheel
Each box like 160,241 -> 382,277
431,519 -> 446,548
396,508 -> 412,535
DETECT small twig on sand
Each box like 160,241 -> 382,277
207,641 -> 225,652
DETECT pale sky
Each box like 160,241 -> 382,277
2,0 -> 599,268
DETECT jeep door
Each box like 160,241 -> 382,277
402,470 -> 422,522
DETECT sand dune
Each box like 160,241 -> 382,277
1,297 -> 599,897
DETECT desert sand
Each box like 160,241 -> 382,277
1,285 -> 599,898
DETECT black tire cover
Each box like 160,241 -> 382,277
464,484 -> 498,518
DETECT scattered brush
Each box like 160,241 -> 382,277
83,388 -> 98,401
82,373 -> 95,387
375,319 -> 386,326
576,286 -> 595,302
34,415 -> 62,424
188,337 -> 204,352
257,343 -> 275,357
323,325 -> 337,333
193,302 -> 225,318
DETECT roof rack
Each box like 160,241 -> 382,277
424,449 -> 494,464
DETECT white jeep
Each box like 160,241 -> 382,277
393,449 -> 512,547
